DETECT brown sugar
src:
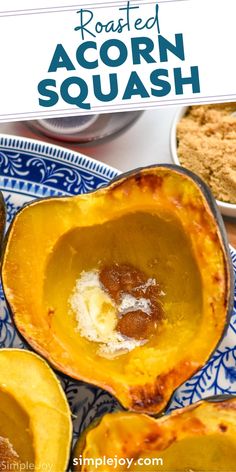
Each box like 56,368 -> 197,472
0,436 -> 20,469
177,103 -> 236,204
99,263 -> 163,341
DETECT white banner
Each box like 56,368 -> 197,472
0,0 -> 235,121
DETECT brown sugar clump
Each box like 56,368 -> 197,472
0,436 -> 20,470
116,310 -> 150,340
99,263 -> 163,341
177,104 -> 236,203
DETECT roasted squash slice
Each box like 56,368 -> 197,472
0,349 -> 72,471
73,397 -> 236,471
1,165 -> 233,414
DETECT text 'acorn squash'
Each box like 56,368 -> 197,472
0,349 -> 72,471
73,397 -> 236,471
1,165 -> 233,414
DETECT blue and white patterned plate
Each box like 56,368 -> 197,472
0,134 -> 236,441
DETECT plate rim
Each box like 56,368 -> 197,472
0,132 -> 120,179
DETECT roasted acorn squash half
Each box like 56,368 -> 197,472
0,349 -> 72,471
1,165 -> 233,414
72,396 -> 236,472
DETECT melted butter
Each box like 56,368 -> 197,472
70,270 -> 117,344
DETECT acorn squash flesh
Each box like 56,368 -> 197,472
2,166 -> 232,414
0,349 -> 72,471
73,398 -> 236,471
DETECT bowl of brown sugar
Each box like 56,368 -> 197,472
170,103 -> 236,217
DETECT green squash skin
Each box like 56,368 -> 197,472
0,190 -> 6,258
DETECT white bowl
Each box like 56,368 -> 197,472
170,107 -> 236,218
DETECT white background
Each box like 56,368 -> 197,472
0,0 -> 235,121
0,107 -> 180,171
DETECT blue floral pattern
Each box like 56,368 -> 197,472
0,135 -> 235,441
4,194 -> 22,224
168,248 -> 236,412
0,151 -> 29,177
61,378 -> 119,441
